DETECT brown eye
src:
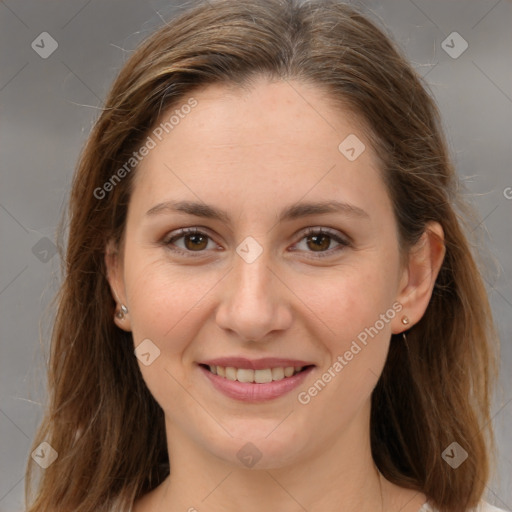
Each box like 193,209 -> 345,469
306,233 -> 331,252
164,228 -> 216,254
183,232 -> 209,251
293,227 -> 350,258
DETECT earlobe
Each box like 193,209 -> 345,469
104,240 -> 132,332
113,303 -> 131,331
392,222 -> 445,334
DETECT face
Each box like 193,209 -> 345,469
107,78 -> 418,469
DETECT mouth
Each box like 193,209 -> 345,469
197,358 -> 316,402
199,363 -> 313,384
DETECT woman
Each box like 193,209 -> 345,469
25,1 -> 506,511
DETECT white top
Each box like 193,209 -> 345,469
419,501 -> 509,512
125,500 -> 509,511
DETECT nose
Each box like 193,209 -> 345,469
215,246 -> 293,343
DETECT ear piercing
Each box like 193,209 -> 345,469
116,304 -> 129,319
400,315 -> 411,346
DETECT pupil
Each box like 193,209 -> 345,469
308,234 -> 329,251
186,234 -> 207,250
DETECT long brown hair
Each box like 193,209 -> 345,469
25,1 -> 499,511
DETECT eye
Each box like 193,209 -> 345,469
163,226 -> 350,259
292,227 -> 350,258
163,227 -> 218,256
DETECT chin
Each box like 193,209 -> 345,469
203,424 -> 310,471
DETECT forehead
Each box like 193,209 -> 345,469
144,79 -> 369,155
130,79 -> 388,219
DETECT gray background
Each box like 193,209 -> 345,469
0,1 -> 511,511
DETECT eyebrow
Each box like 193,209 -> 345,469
146,199 -> 369,223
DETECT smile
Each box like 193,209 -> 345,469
203,364 -> 307,383
198,360 -> 315,402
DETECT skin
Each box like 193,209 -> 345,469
106,78 -> 445,512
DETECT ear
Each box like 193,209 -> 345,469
105,239 -> 132,332
392,222 -> 445,334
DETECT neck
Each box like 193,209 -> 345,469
140,402 -> 398,512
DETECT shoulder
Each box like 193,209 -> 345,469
476,503 -> 510,512
421,501 -> 510,512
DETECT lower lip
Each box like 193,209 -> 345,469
199,365 -> 314,402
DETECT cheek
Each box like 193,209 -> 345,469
122,259 -> 214,413
291,260 -> 398,406
292,261 -> 398,345
293,274 -> 395,423
124,255 -> 221,354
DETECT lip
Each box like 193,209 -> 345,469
199,357 -> 314,370
198,363 -> 315,402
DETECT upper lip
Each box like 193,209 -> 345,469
199,357 -> 315,370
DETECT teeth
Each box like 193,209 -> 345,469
284,366 -> 294,377
255,368 -> 273,383
206,365 -> 305,383
225,367 -> 237,381
271,367 -> 284,380
237,368 -> 254,383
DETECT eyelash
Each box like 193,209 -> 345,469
162,226 -> 351,259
